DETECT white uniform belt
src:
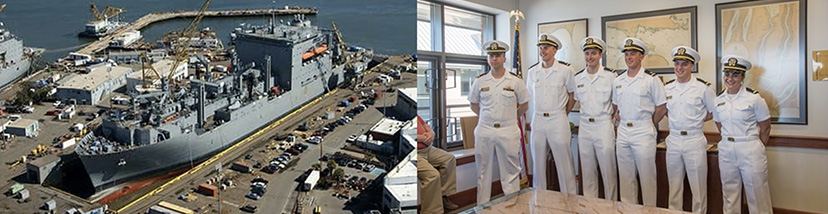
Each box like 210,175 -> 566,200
619,118 -> 652,127
721,135 -> 759,142
479,119 -> 517,128
669,129 -> 704,137
535,111 -> 565,117
579,115 -> 612,122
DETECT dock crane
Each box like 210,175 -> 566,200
167,0 -> 212,86
139,53 -> 163,90
88,3 -> 124,22
330,21 -> 349,66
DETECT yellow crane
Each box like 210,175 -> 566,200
140,53 -> 163,89
330,21 -> 349,65
166,0 -> 212,85
88,3 -> 124,22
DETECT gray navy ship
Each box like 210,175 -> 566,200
0,21 -> 37,89
75,15 -> 360,191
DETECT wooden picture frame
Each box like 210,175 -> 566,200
602,6 -> 697,74
716,0 -> 807,124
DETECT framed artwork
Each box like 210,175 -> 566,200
601,6 -> 697,74
716,0 -> 807,124
537,18 -> 588,71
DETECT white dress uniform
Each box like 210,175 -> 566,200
468,40 -> 531,205
526,34 -> 578,194
664,45 -> 716,214
714,56 -> 773,214
612,38 -> 666,206
573,36 -> 618,200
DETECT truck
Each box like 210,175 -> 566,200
303,170 -> 320,191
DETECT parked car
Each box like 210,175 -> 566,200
246,192 -> 261,200
241,204 -> 258,213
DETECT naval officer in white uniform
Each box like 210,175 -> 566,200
714,55 -> 773,214
525,34 -> 577,194
573,36 -> 618,200
468,40 -> 530,205
612,37 -> 667,206
664,46 -> 716,213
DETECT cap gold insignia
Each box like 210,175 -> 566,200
541,34 -> 548,41
677,47 -> 686,55
490,42 -> 499,50
586,38 -> 594,44
625,39 -> 633,47
727,58 -> 737,66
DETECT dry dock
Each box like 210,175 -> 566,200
75,7 -> 317,55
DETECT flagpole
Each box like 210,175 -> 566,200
510,9 -> 531,189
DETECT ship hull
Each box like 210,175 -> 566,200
78,75 -> 335,190
0,58 -> 31,89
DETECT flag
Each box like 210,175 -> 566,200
510,11 -> 531,189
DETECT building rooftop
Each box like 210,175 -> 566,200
127,59 -> 185,79
7,118 -> 37,128
384,150 -> 418,203
59,64 -> 132,90
399,87 -> 416,102
369,118 -> 410,137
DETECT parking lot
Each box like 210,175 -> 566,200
137,69 -> 414,213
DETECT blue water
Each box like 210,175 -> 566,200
0,0 -> 415,61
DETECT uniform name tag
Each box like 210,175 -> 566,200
717,102 -> 725,106
577,84 -> 584,88
616,85 -> 622,89
481,87 -> 490,91
666,95 -> 672,99
503,86 -> 515,92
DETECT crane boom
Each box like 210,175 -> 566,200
168,0 -> 212,81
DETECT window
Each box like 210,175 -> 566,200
417,0 -> 494,150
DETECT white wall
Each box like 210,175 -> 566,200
516,0 -> 828,212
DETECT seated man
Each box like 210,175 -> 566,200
417,115 -> 459,213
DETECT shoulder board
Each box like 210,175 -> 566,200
603,67 -> 616,73
527,62 -> 540,70
575,69 -> 585,76
616,69 -> 626,76
477,72 -> 488,78
746,87 -> 759,94
558,60 -> 570,66
717,88 -> 726,96
644,69 -> 656,76
665,79 -> 676,85
696,77 -> 711,86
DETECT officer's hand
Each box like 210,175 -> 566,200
424,131 -> 435,143
524,123 -> 531,131
613,113 -> 620,122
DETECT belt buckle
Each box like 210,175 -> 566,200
543,113 -> 550,117
493,123 -> 501,128
588,118 -> 595,122
680,131 -> 687,135
626,122 -> 633,127
727,137 -> 735,141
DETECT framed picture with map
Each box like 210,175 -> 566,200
716,0 -> 807,124
601,6 -> 697,74
537,18 -> 588,71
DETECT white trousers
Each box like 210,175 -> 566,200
616,119 -> 657,206
578,117 -> 617,200
530,114 -> 576,194
474,123 -> 521,205
666,132 -> 708,213
718,138 -> 772,214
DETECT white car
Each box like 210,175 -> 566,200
53,101 -> 62,107
346,135 -> 358,143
